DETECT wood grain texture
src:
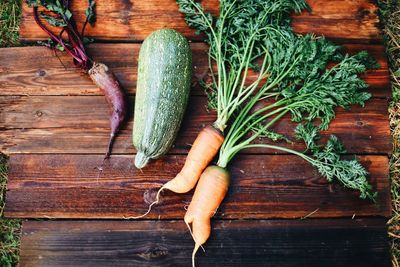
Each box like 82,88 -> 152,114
0,43 -> 207,96
0,44 -> 390,97
19,219 -> 390,267
0,96 -> 391,155
19,0 -> 381,42
7,1 -> 392,263
5,154 -> 390,219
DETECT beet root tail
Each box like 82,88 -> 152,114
104,133 -> 115,160
89,62 -> 127,158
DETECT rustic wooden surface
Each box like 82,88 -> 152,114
19,219 -> 390,267
19,0 -> 381,42
4,154 -> 390,219
0,96 -> 391,155
0,0 -> 392,265
0,43 -> 390,96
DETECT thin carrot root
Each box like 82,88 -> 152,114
126,125 -> 223,220
184,165 -> 230,267
185,221 -> 205,253
192,243 -> 201,267
124,187 -> 162,219
163,125 -> 224,194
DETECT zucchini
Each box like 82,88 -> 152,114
133,29 -> 192,168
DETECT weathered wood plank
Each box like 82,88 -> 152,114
5,154 -> 390,219
19,219 -> 390,267
19,0 -> 381,42
0,96 -> 391,155
293,0 -> 380,42
0,44 -> 390,97
0,43 -> 207,96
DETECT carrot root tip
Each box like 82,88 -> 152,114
124,186 -> 163,219
185,220 -> 206,253
192,243 -> 201,267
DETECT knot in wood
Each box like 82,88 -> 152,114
356,120 -> 364,127
144,189 -> 160,205
37,69 -> 46,77
138,246 -> 168,260
356,8 -> 371,21
35,111 -> 43,117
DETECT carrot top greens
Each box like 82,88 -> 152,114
177,0 -> 378,201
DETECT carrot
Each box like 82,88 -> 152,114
184,165 -> 230,267
163,125 -> 224,193
127,125 -> 224,219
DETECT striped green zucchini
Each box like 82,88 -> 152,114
133,29 -> 192,168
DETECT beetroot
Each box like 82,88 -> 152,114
28,0 -> 126,159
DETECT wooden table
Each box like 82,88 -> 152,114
0,0 -> 392,266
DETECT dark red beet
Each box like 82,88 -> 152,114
89,63 -> 126,159
29,2 -> 127,159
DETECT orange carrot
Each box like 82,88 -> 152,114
126,125 -> 224,219
163,125 -> 224,193
184,165 -> 230,267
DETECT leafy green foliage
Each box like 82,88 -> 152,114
294,123 -> 320,151
27,0 -> 72,18
252,126 -> 291,143
378,1 -> 400,264
177,0 -> 309,130
177,0 -> 214,36
85,0 -> 96,26
37,39 -> 65,51
0,218 -> 21,267
0,4 -> 22,266
28,0 -> 72,27
295,124 -> 376,201
283,50 -> 373,130
39,13 -> 67,27
0,154 -> 21,267
177,0 -> 377,200
0,0 -> 21,47
26,0 -> 96,70
314,137 -> 375,200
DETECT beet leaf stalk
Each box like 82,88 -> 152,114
27,0 -> 126,159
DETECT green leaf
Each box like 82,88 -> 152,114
46,0 -> 66,16
64,9 -> 72,20
177,0 -> 376,202
295,123 -> 320,152
39,13 -> 67,27
85,0 -> 96,26
37,39 -> 64,52
27,0 -> 71,19
82,37 -> 95,44
26,0 -> 41,7
55,43 -> 65,52
394,68 -> 400,77
309,136 -> 377,202
253,127 -> 291,143
37,39 -> 56,48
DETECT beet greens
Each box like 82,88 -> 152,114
27,0 -> 126,159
